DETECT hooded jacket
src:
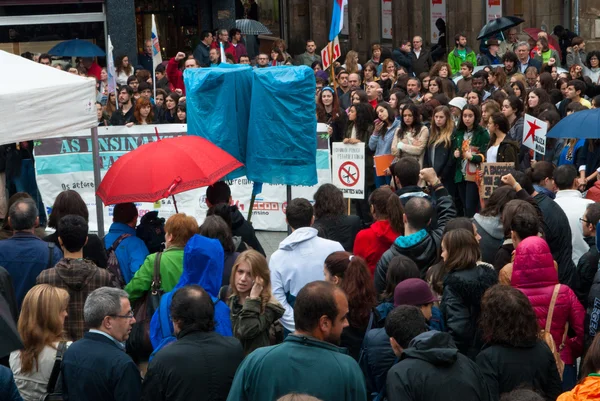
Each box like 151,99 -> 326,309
511,236 -> 585,365
36,258 -> 113,340
386,331 -> 491,401
313,215 -> 362,252
150,235 -> 232,353
375,186 -> 456,292
229,206 -> 265,256
270,227 -> 344,332
558,375 -> 600,401
473,214 -> 505,264
354,220 -> 400,277
441,264 -> 498,359
495,138 -> 520,167
447,46 -> 478,75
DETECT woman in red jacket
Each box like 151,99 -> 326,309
511,236 -> 585,391
353,187 -> 404,277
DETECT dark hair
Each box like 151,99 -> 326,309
206,181 -> 231,205
404,197 -> 433,230
509,81 -> 527,104
57,215 -> 89,253
502,51 -> 519,64
512,170 -> 535,195
381,255 -> 420,301
313,184 -> 345,218
171,285 -> 215,332
118,85 -> 133,97
286,198 -> 314,229
229,28 -> 241,37
201,30 -> 212,40
458,104 -> 481,130
385,305 -> 428,348
510,211 -> 541,241
199,215 -> 235,253
294,281 -> 342,332
488,112 -> 511,145
324,252 -> 376,328
586,51 -> 600,69
568,79 -> 586,97
445,217 -> 475,234
126,75 -> 139,85
442,228 -> 480,272
138,81 -> 151,93
206,203 -> 233,229
538,72 -> 554,93
505,95 -> 524,121
480,185 -> 517,217
567,102 -> 588,113
349,103 -> 375,135
155,64 -> 166,74
399,103 -> 423,133
368,187 -> 404,234
501,199 -> 539,238
460,61 -> 474,71
500,389 -> 545,401
585,203 -> 600,227
9,198 -> 38,231
376,102 -> 396,130
492,89 -> 508,106
48,190 -> 89,229
553,164 -> 577,190
480,285 -> 539,347
112,203 -> 138,224
454,32 -> 466,44
392,157 -> 420,187
537,109 -> 560,131
526,161 -> 555,185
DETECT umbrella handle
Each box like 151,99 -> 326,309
162,177 -> 182,198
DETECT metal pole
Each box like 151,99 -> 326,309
286,185 -> 292,235
91,127 -> 105,237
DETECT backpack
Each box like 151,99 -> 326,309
136,211 -> 165,254
105,234 -> 131,288
541,284 -> 569,379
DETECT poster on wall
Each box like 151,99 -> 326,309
487,0 -> 502,22
430,0 -> 446,44
34,124 -> 331,233
382,0 -> 393,40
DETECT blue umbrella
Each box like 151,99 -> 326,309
547,108 -> 600,139
48,39 -> 105,57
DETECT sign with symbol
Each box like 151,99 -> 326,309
523,113 -> 548,155
321,37 -> 341,70
332,143 -> 365,199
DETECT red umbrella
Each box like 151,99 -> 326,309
96,134 -> 243,209
523,28 -> 562,61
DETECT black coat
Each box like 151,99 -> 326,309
313,215 -> 362,252
391,49 -> 412,72
43,232 -> 108,268
141,330 -> 244,401
361,327 -> 397,395
577,236 -> 599,309
586,267 -> 600,354
493,240 -> 513,272
230,206 -> 265,256
62,332 -> 141,401
475,341 -> 562,401
375,186 -> 456,292
534,193 -> 578,290
0,266 -> 18,321
441,264 -> 498,360
386,331 -> 491,401
423,143 -> 456,186
409,49 -> 434,77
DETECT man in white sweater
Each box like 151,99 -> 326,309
269,198 -> 344,333
553,165 -> 594,266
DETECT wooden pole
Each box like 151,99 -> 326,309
347,198 -> 351,215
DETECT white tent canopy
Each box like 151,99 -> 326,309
0,50 -> 97,145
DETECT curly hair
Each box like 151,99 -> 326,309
480,285 -> 539,347
313,184 -> 345,218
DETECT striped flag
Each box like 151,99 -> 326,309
106,35 -> 118,109
151,15 -> 162,99
328,0 -> 349,41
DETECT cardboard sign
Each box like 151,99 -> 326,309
321,37 -> 341,70
523,113 -> 548,155
479,162 -> 514,199
332,142 -> 366,199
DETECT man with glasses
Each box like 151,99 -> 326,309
255,53 -> 270,68
498,28 -> 519,58
62,287 -> 141,401
409,36 -> 433,77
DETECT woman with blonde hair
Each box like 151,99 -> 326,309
229,250 -> 284,354
10,284 -> 70,401
342,50 -> 362,74
424,105 -> 456,189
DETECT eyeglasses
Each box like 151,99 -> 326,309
109,310 -> 134,319
580,218 -> 591,224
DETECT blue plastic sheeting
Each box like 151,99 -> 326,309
246,66 -> 317,186
184,64 -> 252,179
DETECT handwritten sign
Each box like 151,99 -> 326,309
479,162 -> 514,199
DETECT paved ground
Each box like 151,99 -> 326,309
256,230 -> 287,260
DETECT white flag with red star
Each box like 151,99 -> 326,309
523,113 -> 548,155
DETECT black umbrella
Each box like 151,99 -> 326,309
0,295 -> 22,358
477,16 -> 524,40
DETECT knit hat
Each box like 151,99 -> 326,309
394,278 -> 437,307
448,97 -> 467,111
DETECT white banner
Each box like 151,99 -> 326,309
381,0 -> 393,40
430,0 -> 446,44
35,124 -> 331,232
522,113 -> 548,155
486,0 -> 502,22
331,142 -> 365,199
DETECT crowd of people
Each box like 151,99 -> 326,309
1,21 -> 600,401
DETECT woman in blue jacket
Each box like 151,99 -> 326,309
369,102 -> 400,188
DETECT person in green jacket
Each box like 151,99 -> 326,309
228,250 -> 285,355
226,281 -> 367,401
448,33 -> 478,75
125,213 -> 199,302
453,104 -> 490,218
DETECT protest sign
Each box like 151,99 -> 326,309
35,124 -> 331,232
523,113 -> 548,155
332,142 -> 365,199
479,162 -> 514,199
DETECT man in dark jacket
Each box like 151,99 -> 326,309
206,181 -> 265,256
392,158 -> 431,207
110,86 -> 135,126
385,306 -> 491,401
376,168 -> 456,292
392,40 -> 413,73
409,36 -> 433,77
193,30 -> 213,67
142,285 -> 244,400
513,171 -> 578,292
62,287 -> 141,401
578,203 -> 600,308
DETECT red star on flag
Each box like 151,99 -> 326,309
525,119 -> 541,143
